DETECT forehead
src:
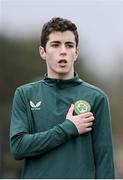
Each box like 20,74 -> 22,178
48,31 -> 75,43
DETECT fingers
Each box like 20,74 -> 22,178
67,104 -> 95,135
85,127 -> 92,132
79,112 -> 93,118
78,112 -> 95,133
85,116 -> 95,122
67,104 -> 74,115
78,112 -> 95,122
84,121 -> 93,128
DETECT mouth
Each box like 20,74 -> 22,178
58,59 -> 67,67
58,59 -> 67,63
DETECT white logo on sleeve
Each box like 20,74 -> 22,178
30,101 -> 41,110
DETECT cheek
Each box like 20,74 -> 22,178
70,52 -> 77,61
46,53 -> 56,65
46,51 -> 52,60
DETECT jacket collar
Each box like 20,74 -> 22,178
42,72 -> 83,88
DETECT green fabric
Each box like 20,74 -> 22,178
10,73 -> 115,178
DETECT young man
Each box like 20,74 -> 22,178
10,17 -> 115,178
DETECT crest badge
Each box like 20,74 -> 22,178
74,100 -> 91,114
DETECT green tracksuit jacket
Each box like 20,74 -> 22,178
10,73 -> 115,179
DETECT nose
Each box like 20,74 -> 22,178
60,45 -> 67,56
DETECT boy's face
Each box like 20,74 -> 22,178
39,30 -> 79,79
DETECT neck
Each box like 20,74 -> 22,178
47,71 -> 74,80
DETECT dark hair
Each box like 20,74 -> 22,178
40,17 -> 79,50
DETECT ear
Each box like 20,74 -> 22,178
74,47 -> 80,61
39,46 -> 46,60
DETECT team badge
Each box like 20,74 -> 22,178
74,100 -> 91,114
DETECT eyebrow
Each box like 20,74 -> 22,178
50,41 -> 75,45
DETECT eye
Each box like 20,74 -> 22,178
51,44 -> 59,48
66,44 -> 74,48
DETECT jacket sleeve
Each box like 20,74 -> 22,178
92,93 -> 115,178
10,88 -> 78,160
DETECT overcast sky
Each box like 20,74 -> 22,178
1,0 -> 123,78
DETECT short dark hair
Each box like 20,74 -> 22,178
40,17 -> 79,50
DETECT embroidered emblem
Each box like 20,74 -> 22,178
74,100 -> 91,114
30,101 -> 41,110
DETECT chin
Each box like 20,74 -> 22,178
57,67 -> 70,73
57,70 -> 69,75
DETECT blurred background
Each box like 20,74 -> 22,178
0,0 -> 123,178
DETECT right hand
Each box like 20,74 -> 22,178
66,104 -> 95,134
